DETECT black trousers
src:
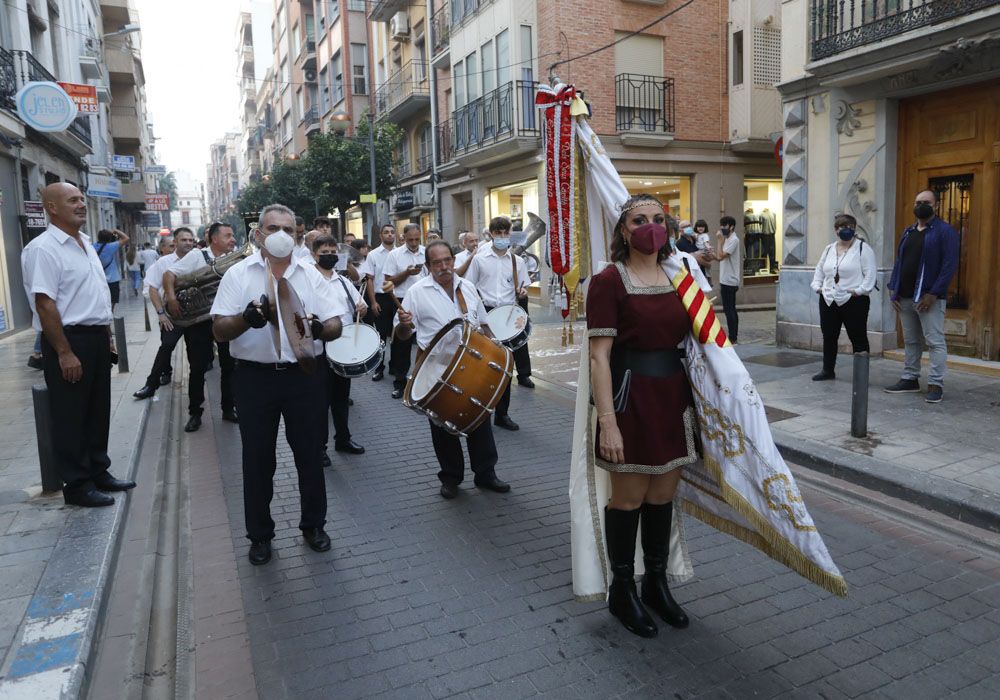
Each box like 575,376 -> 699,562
388,295 -> 414,390
41,326 -> 112,494
324,370 -> 352,447
760,233 -> 776,271
514,297 -> 532,381
233,362 -> 328,542
430,419 -> 498,486
819,295 -> 871,372
720,284 -> 739,343
484,303 -> 527,416
217,340 -> 235,413
372,291 -> 395,373
144,319 -> 214,415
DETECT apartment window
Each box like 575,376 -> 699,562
519,25 -> 533,82
465,51 -> 478,101
454,60 -> 465,108
182,210 -> 190,225
481,39 -> 495,93
305,13 -> 315,42
417,123 -> 432,169
330,1 -> 340,24
291,23 -> 299,59
496,29 -> 510,86
281,58 -> 290,85
332,51 -> 344,103
351,43 -> 368,95
348,0 -> 366,11
297,88 -> 305,121
320,66 -> 330,112
276,3 -> 286,39
414,22 -> 427,81
732,31 -> 744,86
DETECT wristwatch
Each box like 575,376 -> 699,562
157,309 -> 165,316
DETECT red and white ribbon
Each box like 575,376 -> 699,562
536,84 -> 577,276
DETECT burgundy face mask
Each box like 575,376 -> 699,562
629,223 -> 668,255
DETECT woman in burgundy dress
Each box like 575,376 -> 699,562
586,194 -> 696,637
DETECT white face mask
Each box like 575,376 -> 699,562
262,230 -> 295,258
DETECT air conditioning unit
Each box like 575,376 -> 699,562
303,68 -> 317,83
414,182 -> 434,207
390,12 -> 410,40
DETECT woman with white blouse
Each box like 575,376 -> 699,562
810,214 -> 878,381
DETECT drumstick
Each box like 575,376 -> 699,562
382,282 -> 413,331
354,279 -> 367,347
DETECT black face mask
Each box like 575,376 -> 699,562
317,253 -> 338,270
914,202 -> 934,220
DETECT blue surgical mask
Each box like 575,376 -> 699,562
837,228 -> 855,241
682,226 -> 694,236
492,237 -> 511,251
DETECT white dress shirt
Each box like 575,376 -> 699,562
143,252 -> 180,296
397,275 -> 488,351
292,244 -> 313,262
167,248 -> 215,277
811,239 -> 878,306
210,250 -> 340,363
360,244 -> 395,290
381,245 -> 426,299
318,269 -> 362,326
139,248 -> 159,269
21,224 -> 113,331
454,249 -> 474,270
463,247 -> 528,307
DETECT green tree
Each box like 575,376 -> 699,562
157,172 -> 179,210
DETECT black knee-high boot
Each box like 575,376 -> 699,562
605,506 -> 657,638
640,501 -> 690,628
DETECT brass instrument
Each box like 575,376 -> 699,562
170,240 -> 253,326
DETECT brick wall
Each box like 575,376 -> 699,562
536,0 -> 728,142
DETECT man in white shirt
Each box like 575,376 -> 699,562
381,223 -> 426,398
292,216 -> 312,262
715,215 -> 743,344
361,224 -> 396,380
21,183 -> 135,507
211,203 -> 344,566
464,216 -> 531,431
138,243 -> 159,277
453,230 -> 478,271
396,241 -> 511,500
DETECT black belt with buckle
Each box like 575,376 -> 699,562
236,359 -> 299,371
611,348 -> 685,379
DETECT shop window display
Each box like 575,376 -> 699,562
743,179 -> 782,278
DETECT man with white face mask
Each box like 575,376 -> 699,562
211,204 -> 344,566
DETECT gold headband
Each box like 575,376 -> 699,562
619,198 -> 664,215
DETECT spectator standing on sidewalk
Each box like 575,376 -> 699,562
810,214 -> 878,381
20,183 -> 136,507
885,189 -> 959,403
715,216 -> 742,344
125,244 -> 142,297
139,242 -> 159,277
95,228 -> 129,312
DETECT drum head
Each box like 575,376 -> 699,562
326,324 -> 381,365
486,305 -> 529,342
410,323 -> 463,402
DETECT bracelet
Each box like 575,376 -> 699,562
597,411 -> 615,419
156,310 -> 165,315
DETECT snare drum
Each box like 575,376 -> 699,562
404,319 -> 513,436
485,304 -> 532,351
325,324 -> 384,378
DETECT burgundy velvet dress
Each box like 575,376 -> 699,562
586,262 -> 697,474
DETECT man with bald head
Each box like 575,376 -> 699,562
886,189 -> 960,403
21,183 -> 136,507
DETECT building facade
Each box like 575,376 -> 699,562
776,0 -> 1000,360
206,133 -> 243,221
238,11 -> 263,189
169,171 -> 207,232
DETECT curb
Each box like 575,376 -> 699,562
772,428 -> 1000,534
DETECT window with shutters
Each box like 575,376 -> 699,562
752,26 -> 781,87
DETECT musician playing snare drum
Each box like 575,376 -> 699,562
463,216 -> 533,432
394,241 -> 512,500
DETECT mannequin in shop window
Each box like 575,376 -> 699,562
743,207 -> 764,275
759,207 -> 777,273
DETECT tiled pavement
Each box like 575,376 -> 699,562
192,329 -> 1000,699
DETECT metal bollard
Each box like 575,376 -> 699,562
31,385 -> 63,493
851,351 -> 870,438
113,316 -> 129,373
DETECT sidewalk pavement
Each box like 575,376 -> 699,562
0,294 -> 163,698
525,313 -> 1000,532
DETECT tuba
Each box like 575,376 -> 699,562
170,240 -> 254,326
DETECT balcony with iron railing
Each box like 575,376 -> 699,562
432,2 -> 450,62
810,0 -> 1000,60
375,60 -> 430,122
447,80 -> 539,166
297,38 -> 316,71
302,106 -> 320,135
416,150 -> 433,174
0,47 -> 16,113
10,50 -> 92,149
369,0 -> 409,22
615,73 -> 675,142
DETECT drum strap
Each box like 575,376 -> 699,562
336,275 -> 357,319
511,253 -> 519,294
455,283 -> 469,316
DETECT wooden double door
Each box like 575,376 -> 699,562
897,79 -> 1000,360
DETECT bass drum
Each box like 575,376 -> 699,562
485,304 -> 532,351
325,324 -> 384,378
404,319 -> 513,436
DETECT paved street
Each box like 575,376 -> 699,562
178,324 -> 1000,699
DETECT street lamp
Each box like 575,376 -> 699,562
103,24 -> 141,38
330,110 -> 351,134
329,110 -> 378,245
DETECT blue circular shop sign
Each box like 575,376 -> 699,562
15,81 -> 78,132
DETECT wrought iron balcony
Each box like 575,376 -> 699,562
811,0 -> 1000,60
432,2 -> 450,57
302,106 -> 320,134
11,50 -> 92,148
0,47 -> 16,113
369,0 -> 408,22
375,60 -> 430,122
436,120 -> 454,166
449,80 -> 540,161
615,73 -> 675,134
416,151 -> 433,174
297,38 -> 316,72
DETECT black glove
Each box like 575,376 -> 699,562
243,300 -> 267,329
308,315 -> 325,338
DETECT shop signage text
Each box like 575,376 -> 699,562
24,201 -> 47,228
145,164 -> 168,175
15,81 -> 78,132
145,194 -> 170,211
394,189 -> 414,211
57,82 -> 99,114
89,175 -> 122,201
112,155 -> 136,172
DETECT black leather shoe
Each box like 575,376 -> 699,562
494,414 -> 519,431
133,385 -> 156,400
321,452 -> 332,468
184,415 -> 202,433
517,377 -> 535,389
94,473 -> 136,492
248,540 -> 271,565
440,483 -> 459,499
64,489 -> 115,508
159,372 -> 172,386
335,440 -> 365,455
606,506 -> 658,638
27,355 -> 43,370
303,528 -> 331,552
222,409 -> 239,423
391,388 -> 403,399
372,371 -> 384,382
474,475 -> 511,493
640,502 -> 690,629
811,370 -> 835,381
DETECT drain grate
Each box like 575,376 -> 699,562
764,405 -> 799,423
745,351 -> 819,368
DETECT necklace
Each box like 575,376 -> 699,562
626,263 -> 663,288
